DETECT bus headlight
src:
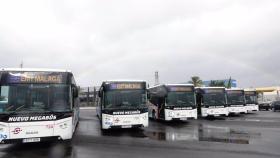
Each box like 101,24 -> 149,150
168,111 -> 174,117
141,114 -> 148,120
59,123 -> 68,129
103,114 -> 113,125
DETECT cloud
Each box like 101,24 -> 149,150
0,0 -> 279,87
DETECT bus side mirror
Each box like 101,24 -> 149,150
98,91 -> 102,97
73,87 -> 79,98
147,93 -> 150,99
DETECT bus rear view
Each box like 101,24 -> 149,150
196,87 -> 228,117
0,68 -> 79,144
97,81 -> 148,130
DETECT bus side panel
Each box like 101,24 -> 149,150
54,117 -> 73,140
75,94 -> 80,129
73,106 -> 79,133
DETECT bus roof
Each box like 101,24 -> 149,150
0,68 -> 72,73
165,83 -> 194,87
226,88 -> 244,91
195,87 -> 225,89
149,83 -> 194,89
244,89 -> 256,92
103,80 -> 146,83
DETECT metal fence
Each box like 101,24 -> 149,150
79,87 -> 98,107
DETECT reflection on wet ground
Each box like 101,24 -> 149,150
102,128 -> 147,138
101,120 -> 262,145
197,124 -> 261,144
0,141 -> 76,158
202,116 -> 227,121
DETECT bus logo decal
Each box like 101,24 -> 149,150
8,115 -> 57,122
0,134 -> 7,139
12,127 -> 22,134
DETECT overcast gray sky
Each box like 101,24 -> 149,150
0,0 -> 279,87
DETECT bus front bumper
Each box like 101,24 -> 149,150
165,109 -> 197,121
101,113 -> 149,129
0,117 -> 73,144
201,107 -> 229,117
228,106 -> 247,114
0,136 -> 64,144
245,104 -> 259,112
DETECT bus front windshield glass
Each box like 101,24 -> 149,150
203,92 -> 226,106
245,94 -> 257,104
166,92 -> 195,107
0,84 -> 70,114
104,90 -> 146,109
227,92 -> 245,105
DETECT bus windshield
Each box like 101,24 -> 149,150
166,92 -> 195,107
104,90 -> 146,109
0,84 -> 70,114
203,92 -> 226,106
245,94 -> 257,104
227,93 -> 245,105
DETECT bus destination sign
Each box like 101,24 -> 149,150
245,91 -> 256,95
110,83 -> 142,90
7,72 -> 63,84
227,90 -> 243,94
204,89 -> 224,93
169,86 -> 193,92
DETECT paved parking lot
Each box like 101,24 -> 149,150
0,109 -> 280,158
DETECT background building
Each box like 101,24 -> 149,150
255,87 -> 280,103
203,79 -> 237,87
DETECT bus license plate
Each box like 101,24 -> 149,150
23,138 -> 41,143
121,125 -> 132,128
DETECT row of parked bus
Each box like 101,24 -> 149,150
96,80 -> 259,130
0,68 -> 258,143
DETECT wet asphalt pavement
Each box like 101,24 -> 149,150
0,109 -> 280,158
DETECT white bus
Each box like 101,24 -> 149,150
244,89 -> 259,112
147,84 -> 197,121
196,87 -> 229,117
0,68 -> 79,144
96,80 -> 148,130
226,88 -> 247,114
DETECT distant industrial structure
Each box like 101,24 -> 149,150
155,71 -> 159,86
